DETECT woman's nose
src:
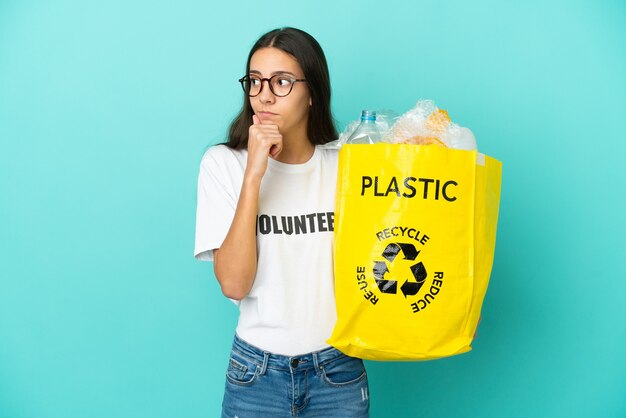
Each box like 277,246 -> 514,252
258,80 -> 275,103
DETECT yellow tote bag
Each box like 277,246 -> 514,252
327,144 -> 502,361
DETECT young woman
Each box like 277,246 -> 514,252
194,28 -> 370,417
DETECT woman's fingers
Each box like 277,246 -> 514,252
249,125 -> 282,150
269,144 -> 281,158
246,116 -> 283,178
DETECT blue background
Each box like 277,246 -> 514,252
1,1 -> 625,417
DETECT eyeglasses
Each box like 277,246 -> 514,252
238,74 -> 307,97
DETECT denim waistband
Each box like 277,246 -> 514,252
231,334 -> 348,374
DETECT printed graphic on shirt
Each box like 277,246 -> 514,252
256,212 -> 335,235
355,224 -> 444,314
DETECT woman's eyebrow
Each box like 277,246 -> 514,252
249,70 -> 297,77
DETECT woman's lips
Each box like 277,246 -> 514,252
258,111 -> 277,118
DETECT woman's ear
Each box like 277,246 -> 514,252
309,97 -> 312,106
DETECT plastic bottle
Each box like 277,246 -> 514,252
346,110 -> 382,144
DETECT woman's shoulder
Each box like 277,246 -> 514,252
202,143 -> 247,163
199,143 -> 247,180
317,144 -> 339,156
317,145 -> 339,164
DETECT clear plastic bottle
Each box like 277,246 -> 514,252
346,110 -> 382,144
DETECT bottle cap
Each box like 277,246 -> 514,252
360,110 -> 377,121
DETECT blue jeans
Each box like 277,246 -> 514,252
221,334 -> 370,417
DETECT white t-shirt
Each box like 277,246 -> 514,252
194,144 -> 339,356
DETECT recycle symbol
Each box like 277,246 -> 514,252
373,242 -> 428,297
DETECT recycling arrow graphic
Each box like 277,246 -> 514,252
373,261 -> 397,293
373,242 -> 428,297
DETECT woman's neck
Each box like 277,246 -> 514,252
273,125 -> 315,164
274,139 -> 315,164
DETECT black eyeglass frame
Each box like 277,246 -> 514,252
238,75 -> 307,97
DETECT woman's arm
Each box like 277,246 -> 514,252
213,115 -> 282,300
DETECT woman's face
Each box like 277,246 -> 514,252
248,47 -> 311,141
